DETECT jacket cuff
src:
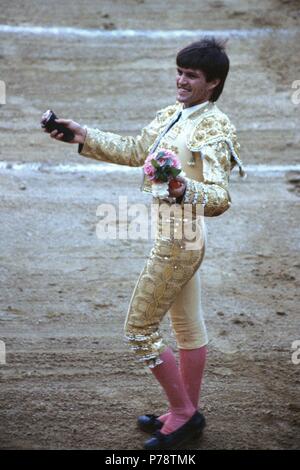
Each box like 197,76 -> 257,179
77,126 -> 104,159
182,178 -> 208,207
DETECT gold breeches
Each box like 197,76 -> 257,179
124,200 -> 208,368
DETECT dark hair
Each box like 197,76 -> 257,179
176,37 -> 230,102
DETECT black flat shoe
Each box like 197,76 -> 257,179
137,414 -> 163,433
143,411 -> 206,450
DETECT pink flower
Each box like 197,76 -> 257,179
143,159 -> 156,180
158,149 -> 181,168
143,148 -> 182,185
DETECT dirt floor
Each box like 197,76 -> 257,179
0,0 -> 299,450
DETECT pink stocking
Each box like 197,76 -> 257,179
179,346 -> 207,408
150,347 -> 195,434
158,345 -> 207,423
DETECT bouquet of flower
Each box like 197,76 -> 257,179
143,148 -> 182,198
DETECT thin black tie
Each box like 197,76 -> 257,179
164,110 -> 182,134
150,111 -> 182,153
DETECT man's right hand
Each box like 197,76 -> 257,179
41,118 -> 87,144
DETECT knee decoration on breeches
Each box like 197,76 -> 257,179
124,330 -> 166,368
124,213 -> 206,367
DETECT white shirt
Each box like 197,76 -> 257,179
180,101 -> 209,121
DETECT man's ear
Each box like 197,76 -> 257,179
208,78 -> 221,92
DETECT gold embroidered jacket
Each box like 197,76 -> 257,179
78,101 -> 246,217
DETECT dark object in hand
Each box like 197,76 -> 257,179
41,109 -> 74,142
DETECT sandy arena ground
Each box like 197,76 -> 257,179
0,0 -> 299,450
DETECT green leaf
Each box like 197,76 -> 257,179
170,168 -> 181,177
151,158 -> 160,169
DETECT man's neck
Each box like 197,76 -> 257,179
183,100 -> 210,109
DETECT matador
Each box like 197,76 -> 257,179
44,37 -> 246,450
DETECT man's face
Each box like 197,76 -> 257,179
176,66 -> 219,108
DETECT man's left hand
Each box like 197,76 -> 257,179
168,176 -> 187,198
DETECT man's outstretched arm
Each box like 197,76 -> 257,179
44,115 -> 162,168
77,122 -> 159,167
